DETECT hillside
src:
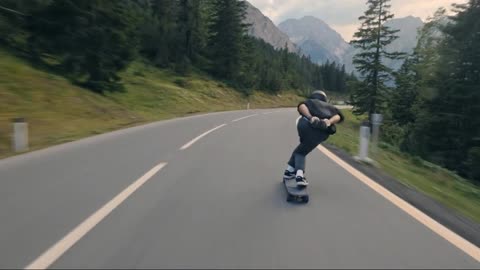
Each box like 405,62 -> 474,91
0,50 -> 303,158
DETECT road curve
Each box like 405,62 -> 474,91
0,108 -> 478,269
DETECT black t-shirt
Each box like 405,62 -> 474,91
298,99 -> 345,123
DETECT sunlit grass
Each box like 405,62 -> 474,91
0,50 -> 303,158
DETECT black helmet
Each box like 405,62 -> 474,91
309,90 -> 327,102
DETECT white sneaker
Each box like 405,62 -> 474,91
296,176 -> 309,188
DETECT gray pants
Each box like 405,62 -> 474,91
288,117 -> 329,172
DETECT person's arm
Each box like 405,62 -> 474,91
323,115 -> 341,126
298,104 -> 313,120
323,109 -> 344,127
298,104 -> 320,123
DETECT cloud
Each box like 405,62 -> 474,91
247,0 -> 467,41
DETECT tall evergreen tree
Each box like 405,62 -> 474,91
390,57 -> 418,126
336,65 -> 347,93
208,0 -> 248,84
349,0 -> 404,116
312,65 -> 324,90
383,9 -> 446,149
140,0 -> 178,67
328,62 -> 338,91
28,0 -> 141,92
0,0 -> 49,49
174,0 -> 209,73
410,0 -> 480,180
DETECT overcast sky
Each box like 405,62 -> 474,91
247,0 -> 467,41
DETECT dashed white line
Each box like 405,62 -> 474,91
263,112 -> 274,115
180,124 -> 227,150
25,162 -> 168,270
232,114 -> 258,122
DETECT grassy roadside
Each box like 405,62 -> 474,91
327,110 -> 480,223
3,49 -> 478,224
0,50 -> 303,159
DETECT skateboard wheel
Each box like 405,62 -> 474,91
303,197 -> 309,203
287,195 -> 294,202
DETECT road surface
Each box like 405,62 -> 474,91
0,109 -> 478,269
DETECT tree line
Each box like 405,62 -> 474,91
350,0 -> 480,183
0,0 -> 354,94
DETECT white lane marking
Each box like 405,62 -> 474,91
263,112 -> 274,115
180,124 -> 227,150
232,114 -> 258,123
317,145 -> 480,262
25,162 -> 168,270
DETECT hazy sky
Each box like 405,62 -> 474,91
247,0 -> 467,41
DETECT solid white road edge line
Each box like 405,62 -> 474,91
317,145 -> 480,262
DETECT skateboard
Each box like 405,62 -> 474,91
283,178 -> 309,203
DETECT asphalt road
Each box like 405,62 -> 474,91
0,109 -> 478,269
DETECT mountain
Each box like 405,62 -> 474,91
383,16 -> 424,70
278,16 -> 350,64
244,1 -> 297,52
278,15 -> 424,75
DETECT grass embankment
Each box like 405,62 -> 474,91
0,50 -> 303,158
3,50 -> 477,223
328,110 -> 480,223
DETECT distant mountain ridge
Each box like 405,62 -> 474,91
383,16 -> 425,70
278,16 -> 350,64
244,1 -> 424,75
244,1 -> 297,52
277,15 -> 424,74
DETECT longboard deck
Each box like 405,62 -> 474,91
283,178 -> 309,203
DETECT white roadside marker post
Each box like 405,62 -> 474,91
12,118 -> 29,153
354,121 -> 374,164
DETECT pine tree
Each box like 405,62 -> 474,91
336,65 -> 347,92
390,57 -> 418,126
328,62 -> 337,91
386,8 -> 447,151
0,0 -> 48,49
208,0 -> 248,83
349,0 -> 404,116
145,0 -> 178,67
174,0 -> 208,73
28,0 -> 142,92
312,65 -> 324,90
414,8 -> 446,100
410,0 -> 480,181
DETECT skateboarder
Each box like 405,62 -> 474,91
284,90 -> 344,187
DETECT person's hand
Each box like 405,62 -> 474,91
310,116 -> 328,130
310,116 -> 320,124
323,119 -> 331,127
